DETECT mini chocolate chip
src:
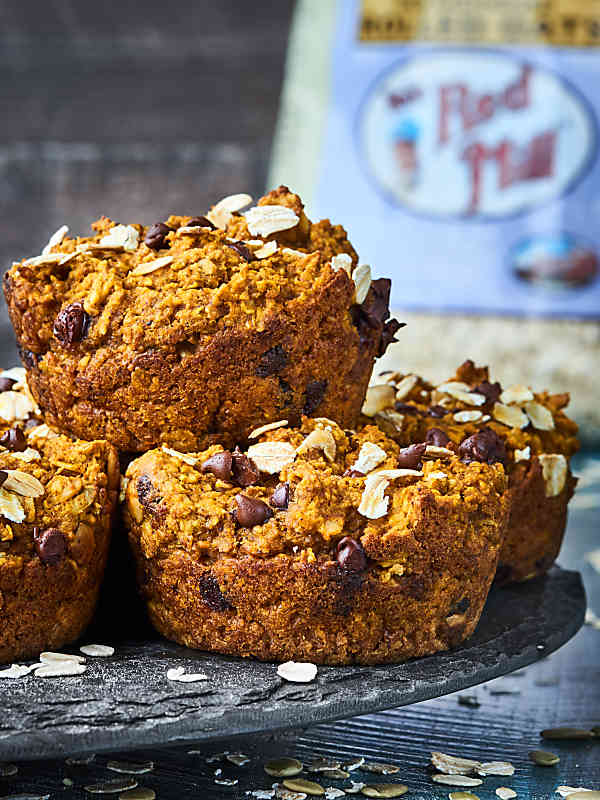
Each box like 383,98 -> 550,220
379,318 -> 403,357
33,527 -> 66,566
187,215 -> 217,230
19,348 -> 39,368
0,377 -> 16,393
475,380 -> 502,405
0,470 -> 7,488
231,448 -> 260,487
336,536 -> 367,573
136,475 -> 160,507
428,405 -> 447,418
226,241 -> 255,262
198,572 -> 232,611
0,427 -> 27,452
233,494 -> 273,527
394,402 -> 420,416
201,451 -> 233,481
343,468 -> 365,478
459,427 -> 507,466
303,379 -> 327,416
144,222 -> 171,250
53,302 -> 90,345
270,482 -> 290,509
256,345 -> 288,378
397,443 -> 427,470
426,427 -> 450,447
448,597 -> 470,616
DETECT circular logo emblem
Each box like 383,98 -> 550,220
358,51 -> 596,219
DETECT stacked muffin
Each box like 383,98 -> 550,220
1,187 -> 578,664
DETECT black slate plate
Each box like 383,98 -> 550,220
0,565 -> 585,762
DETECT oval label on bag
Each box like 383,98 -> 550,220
358,50 -> 596,219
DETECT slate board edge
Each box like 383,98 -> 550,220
2,566 -> 586,762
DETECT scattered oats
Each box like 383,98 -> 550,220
107,761 -> 153,775
496,789 -> 517,799
345,783 -> 366,795
306,759 -> 341,773
99,224 -> 139,251
481,414 -> 491,422
23,252 -> 66,267
247,441 -> 297,474
394,374 -> 418,401
529,750 -> 560,766
0,367 -> 27,385
427,471 -> 447,480
492,403 -> 529,429
40,651 -> 85,664
0,390 -> 36,422
453,410 -> 483,423
437,382 -> 486,406
215,769 -> 222,777
424,445 -> 455,458
0,489 -> 25,524
361,785 -> 408,798
500,384 -> 534,405
84,778 -> 138,794
119,790 -> 156,800
538,454 -> 568,497
283,247 -> 309,258
555,787 -> 594,797
362,764 -> 400,775
477,761 -> 515,776
166,666 -> 208,682
524,400 -> 555,431
130,255 -> 173,276
254,241 -> 279,259
585,549 -> 600,574
161,446 -> 198,466
0,764 -> 18,777
119,477 -> 129,504
251,792 -> 276,799
352,264 -> 371,304
331,253 -> 352,274
362,385 -> 395,417
249,420 -> 289,439
215,778 -> 239,786
431,752 -> 481,776
325,790 -> 345,799
80,644 -> 114,658
283,778 -> 325,796
432,775 -> 483,787
10,448 -> 41,463
1,470 -> 45,497
213,193 -> 253,216
246,205 -> 299,237
0,663 -> 36,678
358,468 -> 422,519
42,225 -> 69,255
264,758 -> 303,778
296,428 -> 336,462
35,662 -> 86,677
277,661 -> 318,683
351,442 -> 387,474
343,758 -> 365,772
514,447 -> 531,462
227,753 -> 251,767
321,770 -> 349,780
27,424 -> 58,442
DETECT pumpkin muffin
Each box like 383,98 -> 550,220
123,417 -> 509,665
0,367 -> 119,662
3,187 -> 401,452
362,360 -> 579,584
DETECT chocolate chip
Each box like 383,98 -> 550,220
426,428 -> 450,447
53,302 -> 90,345
187,216 -> 216,230
136,474 -> 165,514
19,348 -> 39,368
226,241 -> 255,262
270,482 -> 290,509
233,494 -> 273,527
394,402 -> 420,416
231,448 -> 260,487
144,222 -> 171,250
33,527 -> 66,566
336,536 -> 367,573
0,427 -> 27,452
474,380 -> 502,405
0,470 -> 7,488
459,427 -> 507,466
428,405 -> 447,418
198,572 -> 232,611
397,443 -> 427,470
201,451 -> 233,481
302,379 -> 327,416
379,319 -> 403,357
448,597 -> 470,616
352,278 -> 405,357
0,378 -> 16,393
256,345 -> 288,377
343,468 -> 365,478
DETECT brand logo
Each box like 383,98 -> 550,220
359,51 -> 596,218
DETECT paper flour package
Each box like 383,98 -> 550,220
270,0 -> 600,439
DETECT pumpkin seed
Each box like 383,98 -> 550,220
555,788 -> 594,798
496,789 -> 517,799
449,793 -> 480,800
84,779 -> 138,794
307,759 -> 342,773
362,763 -> 400,775
265,758 -> 304,778
432,775 -> 483,787
361,784 -> 408,798
107,762 -> 153,775
529,750 -> 560,766
118,791 -> 156,800
565,793 -> 600,800
283,778 -> 325,796
321,769 -> 350,780
541,727 -> 593,740
324,790 -> 346,799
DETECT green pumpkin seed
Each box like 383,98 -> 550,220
119,790 -> 156,800
529,750 -> 560,766
449,793 -> 480,800
264,758 -> 303,777
283,778 -> 325,795
361,784 -> 408,798
565,794 -> 600,800
321,769 -> 350,780
541,727 -> 593,740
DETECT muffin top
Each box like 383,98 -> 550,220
5,186 -> 399,359
0,367 -> 118,569
125,416 -> 508,571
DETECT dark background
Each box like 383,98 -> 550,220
0,0 -> 295,363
